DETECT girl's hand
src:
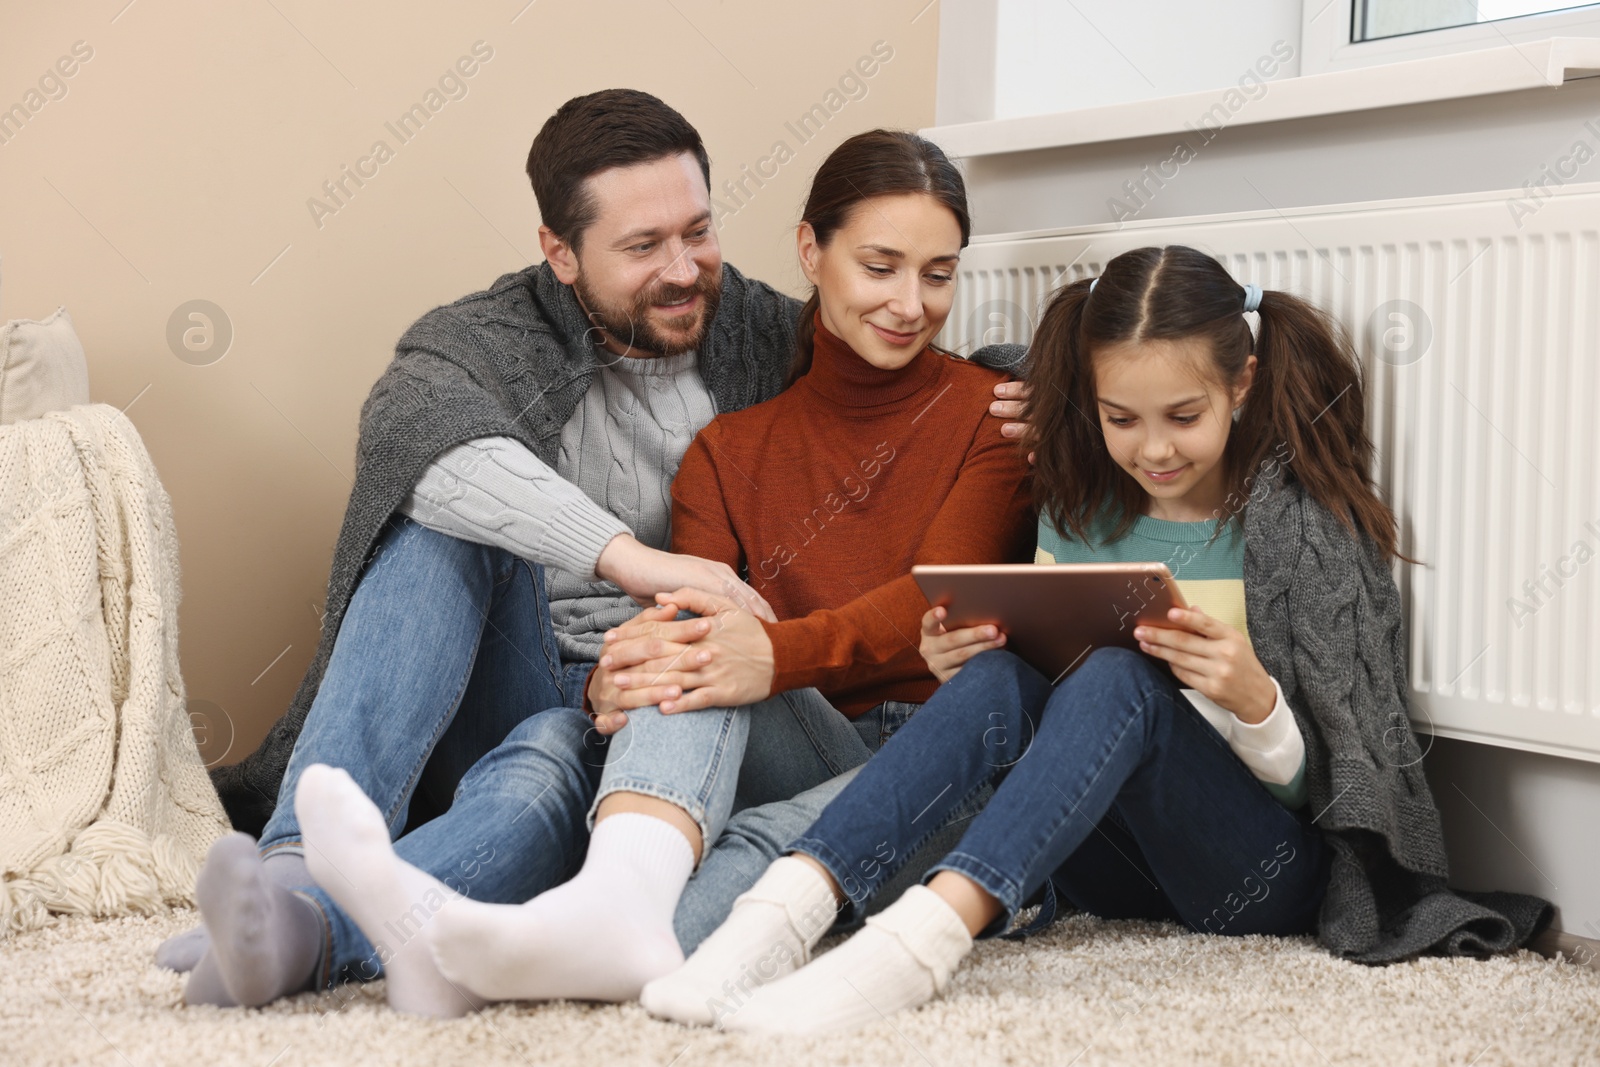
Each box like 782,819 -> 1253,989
1134,606 -> 1277,724
920,605 -> 1006,684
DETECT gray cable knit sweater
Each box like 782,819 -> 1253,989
400,348 -> 717,664
209,261 -> 802,834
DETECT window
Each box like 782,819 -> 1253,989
1304,0 -> 1600,73
1356,1 -> 1599,41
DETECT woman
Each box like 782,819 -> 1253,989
291,128 -> 1037,1013
648,245 -> 1552,1034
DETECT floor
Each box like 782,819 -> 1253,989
4,907 -> 1598,1066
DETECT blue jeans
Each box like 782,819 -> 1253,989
791,648 -> 1331,939
257,516 -> 968,984
256,516 -> 599,986
394,684 -> 965,963
605,691 -> 907,950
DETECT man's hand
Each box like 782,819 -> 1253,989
1134,606 -> 1277,724
585,672 -> 638,737
615,587 -> 776,714
920,605 -> 1007,683
595,534 -> 777,622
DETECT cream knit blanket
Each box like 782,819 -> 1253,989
0,403 -> 228,935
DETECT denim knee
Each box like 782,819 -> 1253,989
364,515 -> 501,580
1051,647 -> 1181,726
1072,646 -> 1166,685
944,649 -> 1049,754
589,702 -> 747,845
453,706 -> 602,807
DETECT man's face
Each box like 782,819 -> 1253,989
558,152 -> 723,358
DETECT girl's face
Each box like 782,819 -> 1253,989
1092,337 -> 1255,522
797,193 -> 962,371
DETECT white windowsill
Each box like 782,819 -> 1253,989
922,36 -> 1600,159
960,178 -> 1600,246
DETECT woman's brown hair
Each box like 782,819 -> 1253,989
1024,245 -> 1403,562
785,129 -> 971,387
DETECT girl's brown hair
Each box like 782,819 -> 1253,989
785,129 -> 971,387
1024,245 -> 1403,562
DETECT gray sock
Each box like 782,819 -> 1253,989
181,950 -> 235,1007
158,849 -> 314,973
183,833 -> 323,1007
154,925 -> 210,973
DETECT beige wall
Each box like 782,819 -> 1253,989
0,0 -> 940,767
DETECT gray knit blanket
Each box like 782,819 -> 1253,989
1243,473 -> 1551,961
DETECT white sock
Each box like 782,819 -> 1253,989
723,884 -> 973,1035
640,854 -> 840,1027
294,764 -> 486,1018
428,812 -> 693,1003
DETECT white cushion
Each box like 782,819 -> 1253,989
0,307 -> 91,425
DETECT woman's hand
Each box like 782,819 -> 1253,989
990,380 -> 1036,465
618,587 -> 776,714
585,603 -> 712,734
920,605 -> 1007,684
599,604 -> 717,697
1134,606 -> 1277,723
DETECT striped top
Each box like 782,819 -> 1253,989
1036,509 -> 1307,809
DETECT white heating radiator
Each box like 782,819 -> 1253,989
936,182 -> 1600,764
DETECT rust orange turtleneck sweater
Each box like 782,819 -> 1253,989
668,315 -> 1036,717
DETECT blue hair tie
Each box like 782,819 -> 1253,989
1089,276 -> 1099,292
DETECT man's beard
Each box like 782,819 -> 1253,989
575,270 -> 722,358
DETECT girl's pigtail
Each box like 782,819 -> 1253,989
1025,278 -> 1144,545
1245,290 -> 1402,562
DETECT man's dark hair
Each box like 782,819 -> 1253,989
526,89 -> 711,252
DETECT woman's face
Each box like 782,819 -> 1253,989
797,193 -> 962,371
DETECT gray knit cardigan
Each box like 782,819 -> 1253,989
1242,472 -> 1551,962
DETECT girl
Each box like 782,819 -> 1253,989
643,244 -> 1549,1033
288,129 -> 1036,1013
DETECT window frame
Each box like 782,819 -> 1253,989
1302,0 -> 1600,73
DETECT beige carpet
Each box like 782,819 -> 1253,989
3,908 -> 1597,1067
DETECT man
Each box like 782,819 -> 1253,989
170,88 -> 1029,1010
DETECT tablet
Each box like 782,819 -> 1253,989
912,563 -> 1189,683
